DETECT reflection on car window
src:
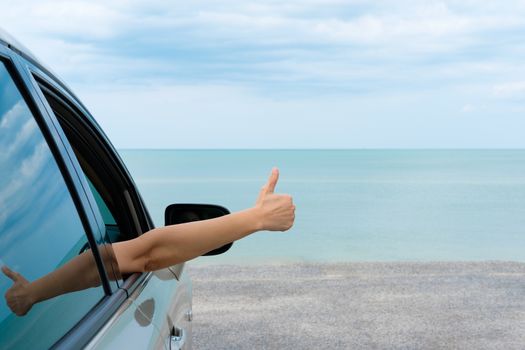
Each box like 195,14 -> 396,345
0,61 -> 105,349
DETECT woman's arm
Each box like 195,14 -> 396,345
2,168 -> 295,316
114,168 -> 295,273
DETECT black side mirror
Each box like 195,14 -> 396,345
164,203 -> 233,256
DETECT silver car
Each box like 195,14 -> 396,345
0,28 -> 230,349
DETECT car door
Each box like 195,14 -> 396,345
17,56 -> 193,349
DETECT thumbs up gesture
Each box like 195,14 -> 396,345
255,168 -> 295,231
2,265 -> 33,316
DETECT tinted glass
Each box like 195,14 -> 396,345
0,61 -> 105,349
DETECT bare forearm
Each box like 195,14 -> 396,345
149,207 -> 261,269
2,169 -> 293,317
115,207 -> 262,273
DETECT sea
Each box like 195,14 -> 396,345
118,150 -> 525,264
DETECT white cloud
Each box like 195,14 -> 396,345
492,81 -> 525,99
2,0 -> 128,39
1,0 -> 525,148
3,1 -> 524,67
0,0 -> 522,94
461,104 -> 475,113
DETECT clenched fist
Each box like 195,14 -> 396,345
255,168 -> 295,231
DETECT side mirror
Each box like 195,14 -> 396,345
164,203 -> 233,256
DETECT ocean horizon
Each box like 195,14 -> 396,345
119,149 -> 525,264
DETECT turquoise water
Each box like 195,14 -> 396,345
119,150 -> 525,264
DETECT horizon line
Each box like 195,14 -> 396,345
116,147 -> 525,151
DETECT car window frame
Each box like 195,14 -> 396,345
29,74 -> 157,290
37,82 -> 143,241
16,52 -> 163,294
1,45 -> 129,349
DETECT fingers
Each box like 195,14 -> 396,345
1,265 -> 18,282
265,167 -> 279,194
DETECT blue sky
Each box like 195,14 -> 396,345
1,0 -> 525,148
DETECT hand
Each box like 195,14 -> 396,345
255,168 -> 295,231
2,265 -> 34,316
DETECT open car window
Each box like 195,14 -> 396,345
36,81 -> 143,244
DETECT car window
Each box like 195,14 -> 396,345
37,85 -> 141,245
0,61 -> 105,349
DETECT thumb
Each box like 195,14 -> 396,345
1,266 -> 18,282
265,167 -> 279,194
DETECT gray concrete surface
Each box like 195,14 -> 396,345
187,262 -> 525,349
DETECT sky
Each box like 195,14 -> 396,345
1,0 -> 525,149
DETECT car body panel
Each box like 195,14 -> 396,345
86,268 -> 192,350
84,296 -> 162,350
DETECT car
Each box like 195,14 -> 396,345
0,27 -> 231,349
